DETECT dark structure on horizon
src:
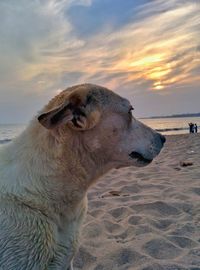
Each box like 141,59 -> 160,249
142,113 -> 200,119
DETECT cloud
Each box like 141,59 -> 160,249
0,0 -> 88,89
54,0 -> 200,94
0,0 -> 199,122
66,0 -> 150,38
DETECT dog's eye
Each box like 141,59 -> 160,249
128,106 -> 134,116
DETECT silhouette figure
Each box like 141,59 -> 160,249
194,124 -> 198,133
188,123 -> 194,133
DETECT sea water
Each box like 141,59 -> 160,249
0,124 -> 26,145
0,117 -> 199,145
140,117 -> 200,135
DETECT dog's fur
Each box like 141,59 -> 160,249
0,84 -> 165,269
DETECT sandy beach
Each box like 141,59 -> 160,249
74,133 -> 200,270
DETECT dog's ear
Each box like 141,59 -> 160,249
37,103 -> 73,129
38,94 -> 101,130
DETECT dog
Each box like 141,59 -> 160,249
0,84 -> 165,269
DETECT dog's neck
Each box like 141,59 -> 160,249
0,120 -> 112,215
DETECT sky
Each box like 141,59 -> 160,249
0,0 -> 199,123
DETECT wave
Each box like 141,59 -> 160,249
156,127 -> 188,132
0,139 -> 12,145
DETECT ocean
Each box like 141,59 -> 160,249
141,116 -> 200,135
0,124 -> 26,145
0,117 -> 199,145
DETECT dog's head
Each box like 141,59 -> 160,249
38,84 -> 165,169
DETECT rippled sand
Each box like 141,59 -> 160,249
74,133 -> 200,270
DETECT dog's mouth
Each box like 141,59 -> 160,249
129,151 -> 153,164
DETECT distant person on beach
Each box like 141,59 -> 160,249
194,124 -> 198,133
188,123 -> 194,133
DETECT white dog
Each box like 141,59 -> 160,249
0,84 -> 165,269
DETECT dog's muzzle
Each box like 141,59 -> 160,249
129,133 -> 166,164
129,151 -> 153,164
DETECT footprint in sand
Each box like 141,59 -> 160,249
128,215 -> 143,225
121,184 -> 141,193
167,235 -> 198,249
93,264 -> 104,270
103,220 -> 122,234
74,246 -> 97,269
135,224 -> 154,235
108,247 -> 147,267
109,206 -> 133,219
179,248 -> 200,266
89,200 -> 107,208
143,238 -> 181,259
89,209 -> 104,218
150,218 -> 173,231
83,221 -> 103,238
170,222 -> 196,237
141,263 -> 187,270
131,201 -> 181,217
191,187 -> 200,196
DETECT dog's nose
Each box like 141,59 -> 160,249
159,134 -> 166,145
